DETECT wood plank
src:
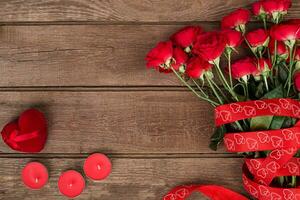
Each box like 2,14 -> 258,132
0,157 -> 245,200
0,24 -> 253,87
0,91 -> 219,154
0,0 -> 298,22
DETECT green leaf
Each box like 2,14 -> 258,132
250,85 -> 284,131
209,126 -> 226,151
269,116 -> 286,130
262,84 -> 284,99
250,116 -> 273,131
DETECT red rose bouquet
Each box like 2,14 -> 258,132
146,0 -> 300,199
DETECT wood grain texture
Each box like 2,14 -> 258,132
0,0 -> 298,23
0,24 -> 216,87
0,157 -> 244,200
0,24 -> 253,87
0,91 -> 218,154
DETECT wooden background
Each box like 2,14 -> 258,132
0,0 -> 298,199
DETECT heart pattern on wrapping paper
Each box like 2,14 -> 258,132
271,192 -> 282,200
258,185 -> 270,197
271,136 -> 283,148
282,129 -> 295,140
279,98 -> 291,109
292,104 -> 300,117
248,185 -> 259,198
1,109 -> 47,153
266,161 -> 280,173
219,110 -> 232,121
254,100 -> 268,110
164,193 -> 176,200
224,138 -> 235,151
283,189 -> 295,200
175,188 -> 188,198
234,134 -> 245,144
257,168 -> 268,178
243,106 -> 256,116
229,103 -> 242,113
286,162 -> 299,174
268,103 -> 281,114
257,132 -> 270,143
246,138 -> 258,150
250,159 -> 261,170
269,149 -> 283,160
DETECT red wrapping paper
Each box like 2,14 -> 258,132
163,98 -> 300,200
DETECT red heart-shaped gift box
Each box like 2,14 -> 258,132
1,109 -> 47,153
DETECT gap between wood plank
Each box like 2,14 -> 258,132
0,153 -> 241,159
0,86 -> 214,92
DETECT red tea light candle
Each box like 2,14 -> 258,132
22,162 -> 48,189
58,170 -> 85,198
83,153 -> 112,181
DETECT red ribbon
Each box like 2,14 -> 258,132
163,98 -> 300,200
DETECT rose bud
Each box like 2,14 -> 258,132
193,31 -> 226,63
268,39 -> 289,60
252,1 -> 266,17
170,26 -> 203,51
221,8 -> 251,33
246,29 -> 270,52
222,29 -> 242,49
145,41 -> 173,72
255,58 -> 272,77
185,56 -> 213,80
262,0 -> 292,22
293,71 -> 300,92
270,23 -> 300,47
172,47 -> 188,72
231,57 -> 257,82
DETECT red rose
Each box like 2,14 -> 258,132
170,26 -> 203,48
186,57 -> 213,79
193,32 -> 226,62
294,71 -> 300,91
262,0 -> 291,14
231,57 -> 257,79
246,29 -> 269,48
222,29 -> 242,48
145,41 -> 173,71
268,39 -> 288,57
255,58 -> 272,76
295,48 -> 300,61
221,8 -> 251,30
252,1 -> 266,16
172,47 -> 188,70
270,24 -> 300,41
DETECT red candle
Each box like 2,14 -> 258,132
83,153 -> 112,181
58,170 -> 85,198
21,162 -> 48,189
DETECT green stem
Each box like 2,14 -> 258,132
263,75 -> 269,92
244,81 -> 249,99
286,45 -> 295,97
263,18 -> 267,30
171,67 -> 219,106
192,79 -> 208,98
244,36 -> 259,59
206,74 -> 223,104
211,78 -> 229,102
291,176 -> 297,188
214,62 -> 239,101
227,52 -> 233,88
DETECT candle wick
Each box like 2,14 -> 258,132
97,164 -> 101,170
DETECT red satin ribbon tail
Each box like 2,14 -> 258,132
163,185 -> 248,200
198,185 -> 248,200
